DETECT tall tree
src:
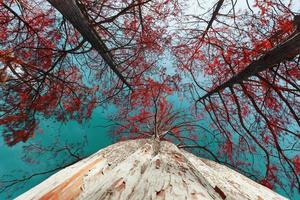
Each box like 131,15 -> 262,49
174,0 -> 300,195
1,0 -> 300,198
0,0 -> 178,145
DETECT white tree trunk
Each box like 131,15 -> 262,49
16,139 -> 287,200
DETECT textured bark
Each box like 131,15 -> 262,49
47,0 -> 132,90
198,18 -> 300,101
201,0 -> 224,40
16,139 -> 287,200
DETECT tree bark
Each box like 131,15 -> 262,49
198,17 -> 300,101
47,0 -> 132,90
16,139 -> 287,200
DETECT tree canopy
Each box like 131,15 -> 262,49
0,0 -> 299,198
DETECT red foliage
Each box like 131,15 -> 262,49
173,0 -> 300,194
260,165 -> 278,189
260,179 -> 274,189
293,155 -> 300,174
109,72 -> 198,143
0,0 -> 179,145
0,0 -> 299,196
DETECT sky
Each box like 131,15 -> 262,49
1,0 -> 300,199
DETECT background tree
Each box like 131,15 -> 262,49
174,0 -> 300,196
0,0 -> 179,145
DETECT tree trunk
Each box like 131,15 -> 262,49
16,139 -> 287,200
47,0 -> 132,90
199,18 -> 300,101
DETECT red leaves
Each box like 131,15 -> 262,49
63,97 -> 81,113
260,165 -> 278,189
33,92 -> 58,113
253,0 -> 270,15
129,77 -> 174,108
260,179 -> 274,189
124,18 -> 138,36
240,104 -> 249,117
110,73 -> 191,142
260,166 -> 278,189
277,18 -> 294,33
220,139 -> 233,162
262,135 -> 271,144
0,28 -> 7,40
5,128 -> 35,146
87,98 -> 97,118
265,95 -> 281,111
0,61 -> 97,145
128,109 -> 152,123
0,1 -> 299,197
293,155 -> 300,174
1,112 -> 37,146
254,40 -> 273,52
0,0 -> 177,146
172,1 -> 298,193
0,113 -> 27,125
0,0 -> 182,145
288,68 -> 300,79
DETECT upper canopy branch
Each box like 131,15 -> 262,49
47,0 -> 133,90
198,15 -> 300,102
